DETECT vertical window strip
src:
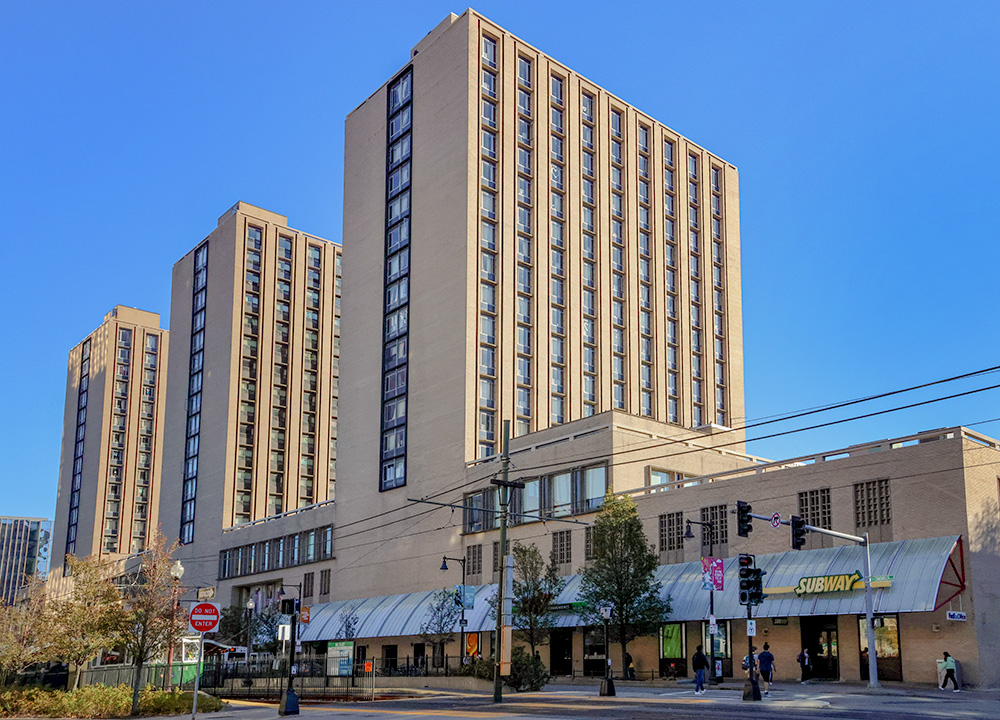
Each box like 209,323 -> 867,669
65,338 -> 91,562
180,242 -> 208,544
380,69 -> 413,490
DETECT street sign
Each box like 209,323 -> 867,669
364,661 -> 373,673
709,622 -> 718,635
197,586 -> 216,601
747,619 -> 757,636
188,602 -> 220,633
947,611 -> 967,621
770,513 -> 781,529
459,619 -> 468,627
300,606 -> 311,624
600,606 -> 612,620
702,557 -> 724,591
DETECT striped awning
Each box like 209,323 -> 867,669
298,535 -> 962,642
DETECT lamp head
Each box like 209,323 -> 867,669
440,557 -> 449,572
170,559 -> 185,580
684,523 -> 696,541
246,599 -> 255,610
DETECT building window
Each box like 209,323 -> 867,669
699,505 -> 728,556
854,479 -> 892,541
552,530 -> 572,566
320,569 -> 331,595
466,543 -> 483,576
659,512 -> 684,552
303,572 -> 315,599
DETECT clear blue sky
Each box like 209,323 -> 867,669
2,1 -> 999,520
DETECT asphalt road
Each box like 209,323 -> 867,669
189,685 -> 1000,720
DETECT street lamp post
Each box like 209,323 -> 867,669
245,599 -> 255,659
165,560 -> 184,691
278,584 -> 301,716
440,556 -> 467,666
685,520 -> 718,686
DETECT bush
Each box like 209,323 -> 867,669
455,648 -> 549,693
506,647 -> 549,692
0,685 -> 225,718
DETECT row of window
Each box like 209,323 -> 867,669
476,33 -> 732,437
180,244 -> 208,544
103,327 -> 159,554
218,525 -> 334,580
463,464 -> 607,533
64,338 -> 91,564
380,70 -> 413,490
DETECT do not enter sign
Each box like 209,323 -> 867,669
189,602 -> 221,633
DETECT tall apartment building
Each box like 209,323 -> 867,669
158,203 -> 341,585
49,306 -> 168,581
0,517 -> 51,604
335,10 -> 748,598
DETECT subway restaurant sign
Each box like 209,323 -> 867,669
769,572 -> 894,597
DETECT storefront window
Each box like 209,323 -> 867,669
858,614 -> 902,681
659,623 -> 687,678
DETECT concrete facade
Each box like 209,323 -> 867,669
49,306 -> 168,588
335,7 -> 747,601
157,202 -> 341,592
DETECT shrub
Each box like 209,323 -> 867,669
506,647 -> 549,692
0,684 -> 225,718
455,648 -> 549,693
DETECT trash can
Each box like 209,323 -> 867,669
936,659 -> 962,689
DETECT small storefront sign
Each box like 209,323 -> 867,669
946,611 -> 967,621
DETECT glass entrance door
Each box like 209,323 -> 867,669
800,615 -> 839,680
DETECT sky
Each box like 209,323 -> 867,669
2,1 -> 999,521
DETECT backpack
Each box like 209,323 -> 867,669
741,655 -> 751,671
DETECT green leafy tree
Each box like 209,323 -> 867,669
510,541 -> 564,654
418,588 -> 462,660
44,554 -> 121,688
0,578 -> 47,685
105,530 -> 185,716
218,603 -> 282,655
578,493 -> 671,672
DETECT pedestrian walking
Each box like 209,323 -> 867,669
692,644 -> 709,695
797,648 -> 811,683
940,651 -> 959,692
757,642 -> 775,696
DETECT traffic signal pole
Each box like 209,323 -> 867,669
739,508 -> 882,690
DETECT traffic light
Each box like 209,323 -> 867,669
747,568 -> 767,604
790,515 -> 807,550
738,554 -> 755,605
738,554 -> 767,605
736,500 -> 753,538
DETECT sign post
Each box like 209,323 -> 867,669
188,602 -> 220,720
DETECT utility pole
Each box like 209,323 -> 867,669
491,420 -> 523,704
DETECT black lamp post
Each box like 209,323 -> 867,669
440,556 -> 467,664
277,584 -> 301,716
685,519 -> 718,685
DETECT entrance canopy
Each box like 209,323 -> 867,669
299,535 -> 963,643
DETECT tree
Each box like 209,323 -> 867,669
0,578 -> 47,685
418,588 -> 462,660
217,603 -> 283,655
510,541 -> 564,654
44,554 -> 121,688
336,603 -> 360,640
105,530 -> 185,716
578,493 -> 671,672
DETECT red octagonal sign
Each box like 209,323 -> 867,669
189,602 -> 221,633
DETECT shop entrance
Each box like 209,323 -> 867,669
550,629 -> 574,676
800,616 -> 839,680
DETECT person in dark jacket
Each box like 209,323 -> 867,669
692,645 -> 709,694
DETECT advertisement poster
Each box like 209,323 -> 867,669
702,557 -> 724,591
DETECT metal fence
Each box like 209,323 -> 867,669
80,659 -> 378,701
